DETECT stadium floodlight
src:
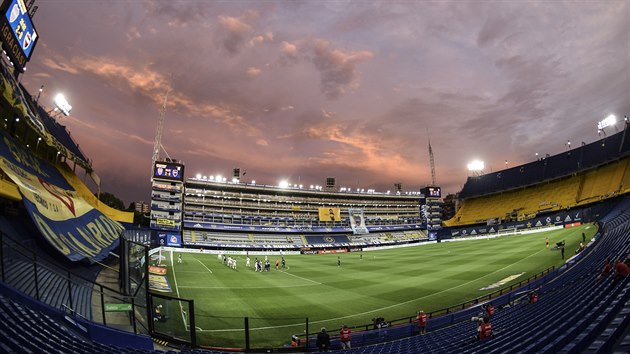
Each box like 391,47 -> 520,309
209,175 -> 215,180
196,173 -> 202,179
467,160 -> 485,171
53,93 -> 72,116
232,178 -> 239,183
597,114 -> 617,136
251,180 -> 256,184
222,177 -> 227,182
279,180 -> 289,188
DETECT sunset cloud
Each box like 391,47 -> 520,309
22,1 -> 629,203
217,11 -> 257,54
310,40 -> 374,99
247,67 -> 262,77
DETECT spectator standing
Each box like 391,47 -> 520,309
485,303 -> 495,319
416,310 -> 427,334
340,325 -> 352,349
316,327 -> 330,352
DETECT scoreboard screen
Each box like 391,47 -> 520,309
153,162 -> 184,181
424,186 -> 441,198
1,0 -> 38,70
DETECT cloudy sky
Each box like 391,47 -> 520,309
20,0 -> 630,205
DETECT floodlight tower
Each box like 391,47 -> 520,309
151,89 -> 171,179
428,137 -> 437,186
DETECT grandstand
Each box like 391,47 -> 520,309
0,1 -> 628,352
180,179 -> 427,249
445,130 -> 630,229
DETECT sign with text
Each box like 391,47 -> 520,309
1,0 -> 38,71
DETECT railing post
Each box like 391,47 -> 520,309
244,316 -> 250,352
67,271 -> 73,312
189,300 -> 196,347
305,317 -> 309,351
131,297 -> 137,334
101,284 -> 106,326
0,233 -> 4,282
33,254 -> 40,301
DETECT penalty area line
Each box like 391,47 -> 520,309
196,259 -> 213,274
279,269 -> 321,285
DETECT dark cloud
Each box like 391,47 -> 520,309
310,40 -> 374,99
19,1 -> 629,204
217,11 -> 258,55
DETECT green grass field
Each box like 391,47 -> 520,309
154,225 -> 595,348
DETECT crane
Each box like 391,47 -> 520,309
151,88 -> 171,179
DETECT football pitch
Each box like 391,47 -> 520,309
155,225 -> 595,347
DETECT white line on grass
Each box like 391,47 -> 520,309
196,259 -> 213,274
170,251 -> 188,331
279,270 -> 321,285
178,283 -> 318,290
196,246 -> 550,333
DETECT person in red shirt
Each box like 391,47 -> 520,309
529,291 -> 538,304
613,259 -> 630,286
416,310 -> 427,334
340,325 -> 352,349
477,317 -> 493,340
597,258 -> 611,282
485,303 -> 495,319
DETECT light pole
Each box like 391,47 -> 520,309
35,85 -> 44,106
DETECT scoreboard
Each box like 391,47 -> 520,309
153,161 -> 184,181
0,0 -> 39,72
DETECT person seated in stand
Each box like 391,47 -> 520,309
290,334 -> 301,347
613,259 -> 630,286
476,317 -> 493,341
597,258 -> 611,282
529,290 -> 539,304
154,305 -> 166,322
575,242 -> 585,254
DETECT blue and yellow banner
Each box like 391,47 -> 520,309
318,207 -> 341,222
0,131 -> 124,262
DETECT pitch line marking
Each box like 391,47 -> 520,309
196,259 -> 213,274
179,283 -> 318,290
279,269 -> 321,285
195,247 -> 550,333
170,251 -> 188,330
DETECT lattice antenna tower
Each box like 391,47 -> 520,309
151,88 -> 171,179
428,134 -> 437,186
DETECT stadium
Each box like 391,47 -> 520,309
0,1 -> 629,354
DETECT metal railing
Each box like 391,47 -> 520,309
0,230 -> 145,334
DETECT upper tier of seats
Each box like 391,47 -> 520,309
460,127 -> 630,199
446,152 -> 630,227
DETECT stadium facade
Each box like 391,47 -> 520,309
151,168 -> 429,250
